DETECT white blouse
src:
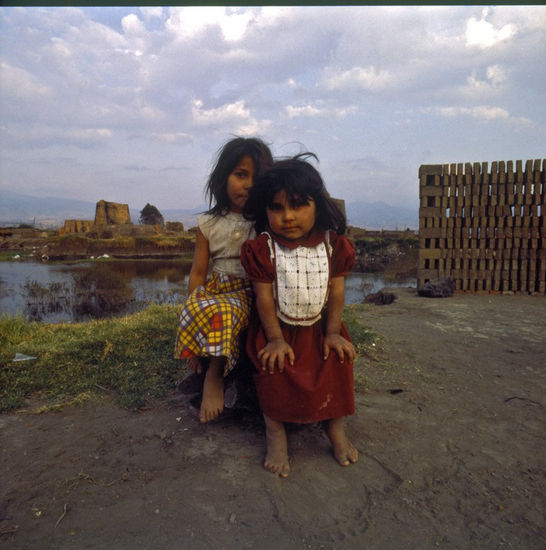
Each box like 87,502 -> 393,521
199,212 -> 256,278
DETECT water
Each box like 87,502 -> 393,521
0,260 -> 415,323
0,260 -> 191,322
345,271 -> 415,303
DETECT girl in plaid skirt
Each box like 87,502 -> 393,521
174,137 -> 273,422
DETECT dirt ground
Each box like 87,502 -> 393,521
1,288 -> 545,550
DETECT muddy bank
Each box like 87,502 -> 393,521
1,289 -> 545,549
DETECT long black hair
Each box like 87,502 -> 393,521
204,137 -> 273,216
244,153 -> 346,234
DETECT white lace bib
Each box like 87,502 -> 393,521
265,232 -> 332,326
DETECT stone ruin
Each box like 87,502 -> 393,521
59,220 -> 94,234
94,200 -> 131,226
58,200 -> 183,237
59,200 -> 131,236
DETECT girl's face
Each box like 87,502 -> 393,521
266,190 -> 316,241
226,155 -> 255,213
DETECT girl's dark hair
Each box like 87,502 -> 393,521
244,153 -> 346,234
205,137 -> 273,216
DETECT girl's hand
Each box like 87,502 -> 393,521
257,339 -> 295,374
323,333 -> 356,364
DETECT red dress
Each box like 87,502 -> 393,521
241,229 -> 356,423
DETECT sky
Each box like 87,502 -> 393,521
1,5 -> 545,214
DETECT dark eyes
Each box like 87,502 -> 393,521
268,202 -> 307,211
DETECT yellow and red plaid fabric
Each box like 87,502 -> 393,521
173,271 -> 253,374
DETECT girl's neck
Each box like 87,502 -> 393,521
268,226 -> 324,248
210,208 -> 241,217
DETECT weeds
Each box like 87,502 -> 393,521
0,304 -> 184,412
343,305 -> 378,356
343,305 -> 380,392
18,265 -> 169,321
0,303 -> 377,413
72,265 -> 134,317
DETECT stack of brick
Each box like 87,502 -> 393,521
418,159 -> 545,294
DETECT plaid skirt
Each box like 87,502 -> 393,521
174,271 -> 253,374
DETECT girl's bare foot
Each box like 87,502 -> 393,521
264,415 -> 290,477
187,356 -> 203,374
200,359 -> 225,423
325,418 -> 359,467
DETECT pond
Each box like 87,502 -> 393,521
0,259 -> 416,323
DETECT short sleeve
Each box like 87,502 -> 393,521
330,233 -> 355,277
241,234 -> 274,283
197,214 -> 214,241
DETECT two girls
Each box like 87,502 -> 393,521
174,137 -> 273,422
242,154 -> 358,477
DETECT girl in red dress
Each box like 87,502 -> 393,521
241,154 -> 358,477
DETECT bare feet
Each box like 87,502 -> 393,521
325,418 -> 359,467
263,415 -> 290,478
200,359 -> 225,423
187,356 -> 203,374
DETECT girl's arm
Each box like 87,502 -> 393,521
187,229 -> 210,294
323,276 -> 356,364
253,281 -> 295,373
185,229 -> 210,374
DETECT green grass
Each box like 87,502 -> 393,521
343,305 -> 380,392
0,305 -> 184,412
0,303 -> 378,413
343,305 -> 379,355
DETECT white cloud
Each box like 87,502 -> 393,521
461,64 -> 509,99
122,13 -> 145,35
192,99 -> 249,125
285,105 -> 322,118
486,64 -> 508,87
428,105 -> 533,126
0,62 -> 50,99
322,66 -> 394,92
465,8 -> 517,48
284,103 -> 357,119
166,7 -> 253,41
139,7 -> 163,21
151,132 -> 193,144
470,106 -> 509,120
189,98 -> 271,137
0,6 -> 544,211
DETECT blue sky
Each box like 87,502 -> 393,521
1,5 -> 545,213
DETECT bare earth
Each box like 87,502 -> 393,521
1,288 -> 545,550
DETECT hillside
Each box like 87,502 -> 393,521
0,190 -> 201,229
346,200 -> 417,230
0,189 -> 418,230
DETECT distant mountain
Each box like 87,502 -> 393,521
0,189 -> 97,226
160,207 -> 205,229
0,189 -> 417,230
0,189 -> 201,229
346,201 -> 418,230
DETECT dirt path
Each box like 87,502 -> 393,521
1,289 -> 545,549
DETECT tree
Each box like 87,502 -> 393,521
139,203 -> 164,226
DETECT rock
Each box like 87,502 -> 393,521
417,277 -> 455,298
364,290 -> 397,305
